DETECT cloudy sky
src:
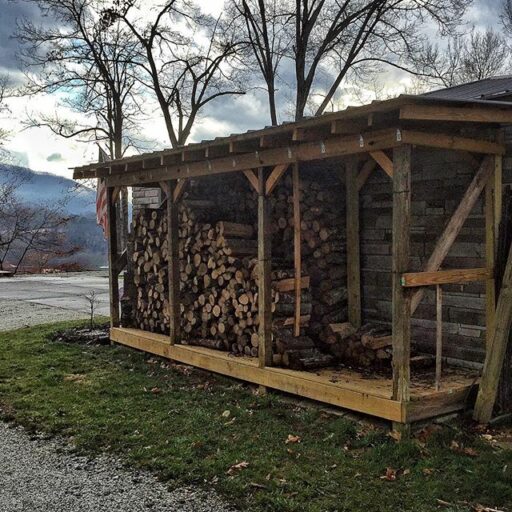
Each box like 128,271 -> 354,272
0,0 -> 505,180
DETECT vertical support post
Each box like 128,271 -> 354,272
485,152 -> 502,348
391,145 -> 412,403
435,285 -> 443,391
258,168 -> 272,367
346,157 -> 361,329
167,180 -> 181,345
292,163 -> 302,337
107,186 -> 120,327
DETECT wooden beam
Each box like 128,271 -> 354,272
331,118 -> 370,134
473,242 -> 512,423
158,181 -> 170,198
273,276 -> 310,292
485,152 -> 502,348
435,285 -> 442,391
229,139 -> 259,153
401,130 -> 505,155
258,168 -> 272,367
115,249 -> 127,274
356,160 -> 377,191
173,178 -> 188,202
370,151 -> 393,178
106,186 -> 120,327
101,129 -> 400,187
400,103 -> 512,124
243,169 -> 259,193
346,157 -> 361,329
392,145 -> 412,402
292,163 -> 302,337
111,186 -> 122,205
167,180 -> 180,344
411,156 -> 494,314
265,164 -> 290,196
401,268 -> 491,287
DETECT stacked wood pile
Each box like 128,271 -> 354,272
128,177 -> 333,369
323,322 -> 393,368
270,170 -> 347,342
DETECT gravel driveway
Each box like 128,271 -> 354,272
0,420 -> 235,512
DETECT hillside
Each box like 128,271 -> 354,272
0,164 -> 107,270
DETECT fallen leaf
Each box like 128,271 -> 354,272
227,461 -> 249,475
388,429 -> 402,442
463,447 -> 479,457
249,482 -> 267,489
380,467 -> 397,481
221,410 -> 231,418
285,434 -> 301,444
151,387 -> 161,394
403,468 -> 411,476
422,468 -> 434,475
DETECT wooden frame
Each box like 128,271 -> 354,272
78,96 -> 511,428
107,186 -> 120,327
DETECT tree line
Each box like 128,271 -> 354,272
1,0 -> 512,272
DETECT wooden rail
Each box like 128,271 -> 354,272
401,268 -> 491,287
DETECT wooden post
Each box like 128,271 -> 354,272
435,285 -> 442,391
292,163 -> 302,337
258,168 -> 272,367
107,186 -> 120,327
485,153 -> 502,348
474,242 -> 512,423
167,180 -> 181,344
391,145 -> 412,402
346,157 -> 361,329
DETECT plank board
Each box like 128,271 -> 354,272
401,268 -> 491,287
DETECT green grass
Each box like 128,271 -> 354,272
0,321 -> 511,512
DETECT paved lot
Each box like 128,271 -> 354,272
0,272 -> 111,331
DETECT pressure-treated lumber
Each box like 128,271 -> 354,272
370,151 -> 393,177
356,160 -> 377,191
435,285 -> 442,391
107,186 -> 120,327
346,157 -> 361,329
167,180 -> 180,344
399,104 -> 512,124
265,164 -> 290,195
401,130 -> 505,155
243,169 -> 259,193
292,163 -> 302,337
273,276 -> 310,292
473,242 -> 512,423
485,152 -> 502,347
258,168 -> 272,367
401,268 -> 491,287
411,156 -> 494,313
391,145 -> 412,402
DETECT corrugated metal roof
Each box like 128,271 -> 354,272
424,75 -> 512,101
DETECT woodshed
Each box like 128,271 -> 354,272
73,94 -> 512,431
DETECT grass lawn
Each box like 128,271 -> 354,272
0,321 -> 511,512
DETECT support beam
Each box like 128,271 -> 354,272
243,169 -> 259,193
167,180 -> 181,344
485,152 -> 502,347
173,178 -> 188,202
106,186 -> 120,327
411,156 -> 494,314
265,164 -> 290,196
292,163 -> 302,337
474,242 -> 512,423
370,151 -> 393,178
346,157 -> 361,329
356,160 -> 377,191
401,130 -> 505,155
158,181 -> 170,198
258,168 -> 272,367
435,285 -> 442,391
391,145 -> 412,402
399,103 -> 512,124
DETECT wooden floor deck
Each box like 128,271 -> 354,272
111,327 -> 479,424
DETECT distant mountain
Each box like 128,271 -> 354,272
0,164 -> 107,270
0,164 -> 96,216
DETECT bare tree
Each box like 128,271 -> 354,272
84,290 -> 100,328
102,1 -> 246,147
412,27 -> 509,89
234,0 -> 471,122
0,75 -> 12,159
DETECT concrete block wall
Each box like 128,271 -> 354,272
132,187 -> 163,214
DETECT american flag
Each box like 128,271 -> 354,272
96,146 -> 109,238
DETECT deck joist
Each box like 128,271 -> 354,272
111,327 -> 478,424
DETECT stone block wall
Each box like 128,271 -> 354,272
132,187 -> 163,214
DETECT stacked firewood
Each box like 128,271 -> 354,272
270,171 -> 347,341
323,323 -> 393,368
